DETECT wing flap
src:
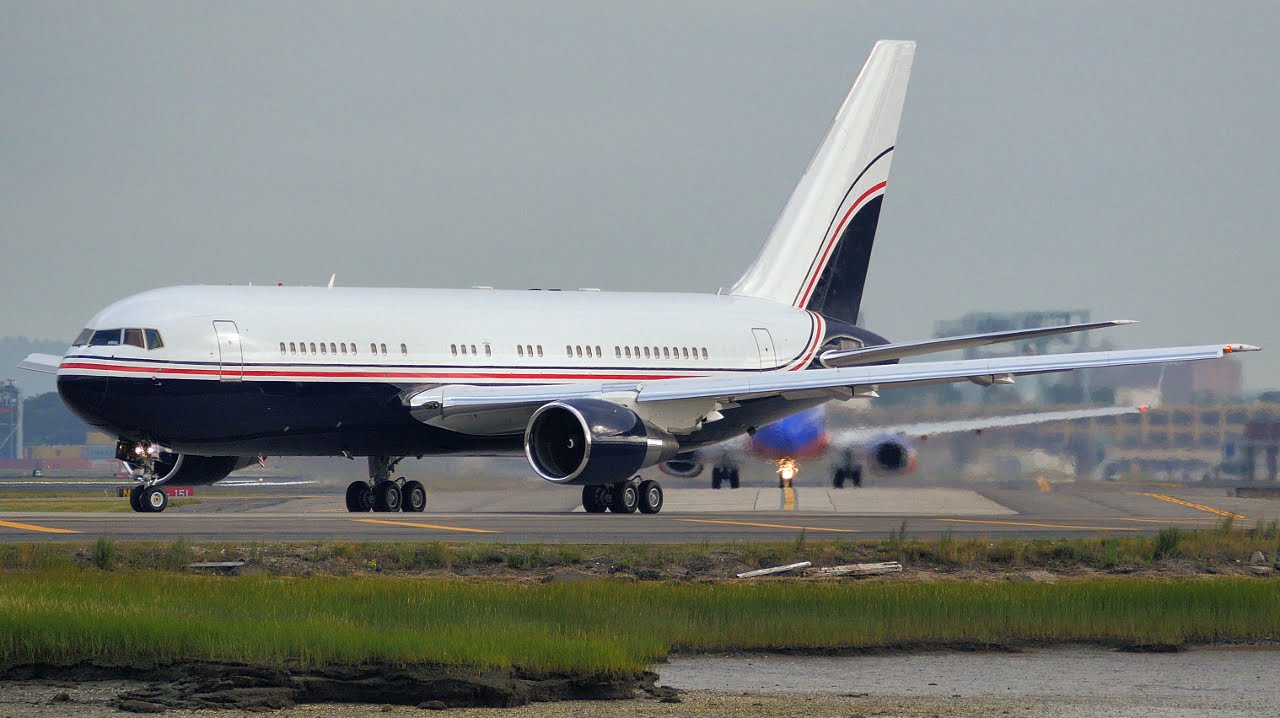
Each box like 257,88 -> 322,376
820,320 -> 1134,368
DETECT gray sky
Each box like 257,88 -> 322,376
3,2 -> 1278,387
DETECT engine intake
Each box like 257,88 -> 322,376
525,399 -> 679,485
868,434 -> 918,476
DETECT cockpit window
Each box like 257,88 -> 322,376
144,329 -> 164,350
72,329 -> 93,347
89,329 -> 122,346
123,328 -> 145,348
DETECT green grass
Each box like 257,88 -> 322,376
0,572 -> 1275,673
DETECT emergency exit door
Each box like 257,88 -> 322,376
752,328 -> 776,370
213,321 -> 243,381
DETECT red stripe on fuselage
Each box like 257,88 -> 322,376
796,181 -> 887,308
58,361 -> 699,382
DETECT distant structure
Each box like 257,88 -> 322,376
0,380 -> 21,461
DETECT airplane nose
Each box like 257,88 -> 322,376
57,374 -> 111,428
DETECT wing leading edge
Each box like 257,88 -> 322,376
406,343 -> 1258,435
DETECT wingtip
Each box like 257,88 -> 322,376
1223,344 -> 1262,354
1111,319 -> 1139,326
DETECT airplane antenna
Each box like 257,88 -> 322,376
327,274 -> 336,289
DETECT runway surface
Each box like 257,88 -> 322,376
1,480 -> 1277,543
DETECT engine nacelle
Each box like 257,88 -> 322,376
118,440 -> 254,485
659,459 -> 704,479
525,399 -> 680,485
867,434 -> 918,476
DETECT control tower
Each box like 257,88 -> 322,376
0,380 -> 21,460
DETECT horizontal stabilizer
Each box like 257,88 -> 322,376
820,320 -> 1135,367
18,353 -> 62,375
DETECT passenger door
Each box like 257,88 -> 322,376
752,328 -> 776,370
213,320 -> 244,382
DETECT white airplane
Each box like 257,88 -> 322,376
20,40 -> 1257,514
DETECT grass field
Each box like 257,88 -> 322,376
0,571 -> 1276,673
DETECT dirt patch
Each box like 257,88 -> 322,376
1,661 -> 662,712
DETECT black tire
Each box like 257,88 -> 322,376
609,481 -> 639,514
728,470 -> 740,489
833,469 -> 846,489
374,482 -> 402,512
401,480 -> 427,512
129,487 -> 144,512
346,481 -> 372,512
142,486 -> 168,513
711,468 -> 723,490
582,485 -> 609,513
851,468 -> 863,488
638,480 -> 663,514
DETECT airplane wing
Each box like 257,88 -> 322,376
829,405 -> 1143,447
406,343 -> 1257,435
819,319 -> 1133,367
18,353 -> 62,375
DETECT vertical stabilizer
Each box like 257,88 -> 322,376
729,40 -> 914,325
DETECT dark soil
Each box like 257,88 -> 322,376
1,660 -> 663,712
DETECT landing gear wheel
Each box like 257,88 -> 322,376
638,480 -> 663,514
345,481 -> 373,512
374,482 -> 402,512
728,470 -> 740,489
851,468 -> 863,488
833,469 -> 846,489
401,481 -> 426,513
142,486 -> 168,513
711,467 -> 723,490
582,485 -> 609,513
129,487 -> 144,512
609,481 -> 639,514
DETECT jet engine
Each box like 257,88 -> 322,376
524,399 -> 680,485
659,458 -> 704,479
867,434 -> 918,476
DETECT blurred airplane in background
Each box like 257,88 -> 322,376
661,404 -> 1143,488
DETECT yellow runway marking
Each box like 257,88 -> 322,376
938,518 -> 1141,532
0,519 -> 80,534
354,519 -> 498,534
1135,493 -> 1245,520
681,518 -> 855,533
783,487 -> 796,511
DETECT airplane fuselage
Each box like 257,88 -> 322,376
57,285 -> 882,458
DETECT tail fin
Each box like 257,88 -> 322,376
730,40 -> 914,326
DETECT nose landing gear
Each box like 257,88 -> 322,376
118,439 -> 178,513
345,457 -> 427,513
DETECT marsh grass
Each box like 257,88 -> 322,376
0,572 -> 1275,673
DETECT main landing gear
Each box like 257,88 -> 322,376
831,453 -> 863,489
581,477 -> 664,514
710,463 -> 740,489
345,456 -> 427,513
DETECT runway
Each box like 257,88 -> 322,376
0,480 -> 1276,543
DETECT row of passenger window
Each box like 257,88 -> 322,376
72,328 -> 164,350
279,342 -> 407,357
611,345 -> 708,360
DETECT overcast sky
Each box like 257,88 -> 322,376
3,2 -> 1278,387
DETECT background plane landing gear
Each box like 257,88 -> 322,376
832,465 -> 863,489
711,464 -> 740,489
